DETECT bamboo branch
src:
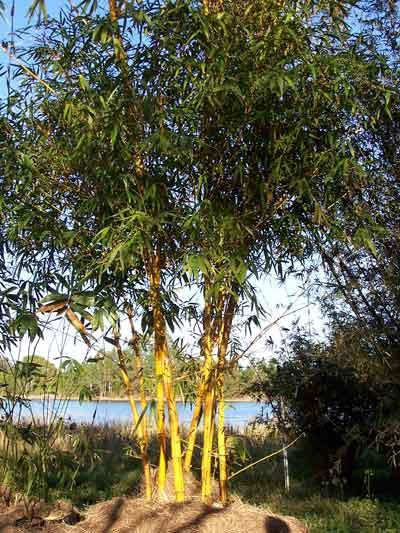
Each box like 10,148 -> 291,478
228,433 -> 304,480
1,44 -> 56,94
232,301 -> 311,365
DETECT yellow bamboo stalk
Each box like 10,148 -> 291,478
127,311 -> 152,500
216,295 -> 236,504
149,250 -> 185,501
201,373 -> 216,503
200,289 -> 217,503
154,350 -> 167,493
184,294 -> 212,471
164,353 -> 185,502
183,379 -> 205,471
107,1 -> 165,497
184,286 -> 225,472
185,284 -> 225,500
216,377 -> 226,502
114,331 -> 152,498
148,254 -> 168,494
199,0 -> 226,501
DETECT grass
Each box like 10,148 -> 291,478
0,422 -> 144,506
62,424 -> 144,505
235,485 -> 400,532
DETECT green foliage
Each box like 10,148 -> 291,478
231,431 -> 400,532
315,170 -> 400,471
249,328 -> 400,488
2,0 -> 397,313
0,0 -> 396,376
0,352 -> 97,502
27,0 -> 47,21
0,420 -> 143,505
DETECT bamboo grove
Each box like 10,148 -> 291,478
1,0 -> 398,505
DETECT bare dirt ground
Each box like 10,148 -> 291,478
0,497 -> 308,533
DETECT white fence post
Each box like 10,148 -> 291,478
283,447 -> 290,493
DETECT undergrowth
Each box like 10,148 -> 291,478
0,422 -> 144,506
229,426 -> 400,532
1,418 -> 400,531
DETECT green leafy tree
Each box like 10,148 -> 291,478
1,0 -> 399,504
20,355 -> 56,393
249,328 -> 400,488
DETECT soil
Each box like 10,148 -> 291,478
0,497 -> 307,533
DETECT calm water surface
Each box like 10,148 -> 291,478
24,399 -> 268,428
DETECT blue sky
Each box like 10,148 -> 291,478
0,0 -> 67,96
0,0 -> 66,42
2,0 -> 326,363
1,0 -> 66,28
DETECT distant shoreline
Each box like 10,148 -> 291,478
27,395 -> 256,403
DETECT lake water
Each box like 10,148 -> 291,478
23,399 -> 268,428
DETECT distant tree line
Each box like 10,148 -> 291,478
1,348 -> 260,401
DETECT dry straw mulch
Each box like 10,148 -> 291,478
63,495 -> 308,533
0,497 -> 307,533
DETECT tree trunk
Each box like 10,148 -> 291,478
183,380 -> 205,471
148,253 -> 168,495
127,312 -> 152,500
201,375 -> 216,504
114,332 -> 152,499
216,294 -> 236,504
148,249 -> 185,501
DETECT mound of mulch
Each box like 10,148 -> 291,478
77,496 -> 308,533
67,496 -> 307,533
0,496 -> 307,533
